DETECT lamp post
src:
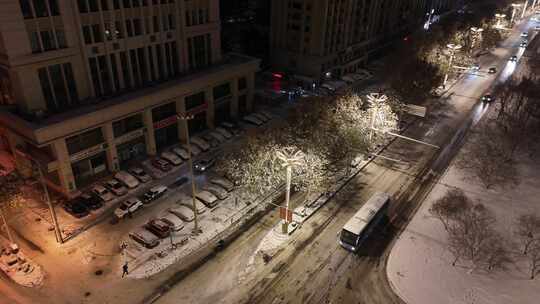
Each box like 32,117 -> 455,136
366,93 -> 389,143
443,43 -> 462,86
176,105 -> 207,235
511,3 -> 522,24
521,0 -> 529,19
494,13 -> 506,28
0,205 -> 14,246
276,149 -> 304,235
470,27 -> 484,52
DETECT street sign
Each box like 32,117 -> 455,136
279,206 -> 293,222
403,104 -> 427,117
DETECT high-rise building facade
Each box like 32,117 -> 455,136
0,0 -> 259,196
270,0 -> 453,81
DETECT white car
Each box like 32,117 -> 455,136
161,151 -> 183,166
181,143 -> 201,156
180,196 -> 206,214
252,113 -> 269,122
195,190 -> 219,208
243,114 -> 264,126
168,205 -> 195,222
104,179 -> 128,196
128,167 -> 152,183
208,131 -> 226,143
172,147 -> 190,160
210,177 -> 235,192
202,184 -> 229,200
114,197 -> 143,219
114,171 -> 139,189
521,32 -> 528,37
191,137 -> 211,151
214,127 -> 232,139
160,213 -> 185,231
92,184 -> 115,201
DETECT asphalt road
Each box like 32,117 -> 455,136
155,18 -> 535,304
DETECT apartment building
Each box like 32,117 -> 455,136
0,0 -> 259,196
270,0 -> 454,81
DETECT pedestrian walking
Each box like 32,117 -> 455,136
122,262 -> 129,278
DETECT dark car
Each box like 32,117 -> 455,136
171,176 -> 189,188
130,228 -> 160,249
482,94 -> 493,103
63,200 -> 90,218
143,185 -> 168,203
145,219 -> 171,238
221,121 -> 243,136
77,193 -> 103,210
488,67 -> 497,74
194,157 -> 215,173
152,158 -> 172,172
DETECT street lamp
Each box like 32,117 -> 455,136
443,43 -> 462,86
366,93 -> 389,143
276,148 -> 304,235
494,13 -> 507,28
521,0 -> 529,19
511,3 -> 522,24
176,106 -> 207,235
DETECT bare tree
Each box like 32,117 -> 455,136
514,214 -> 540,255
429,188 -> 471,231
483,234 -> 512,271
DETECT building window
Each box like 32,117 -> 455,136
29,29 -> 67,53
238,77 -> 247,91
152,102 -> 176,122
187,34 -> 211,70
213,83 -> 231,100
113,113 -> 143,137
19,0 -> 34,19
92,24 -> 103,42
38,63 -> 79,113
185,92 -> 205,110
89,55 -> 113,96
66,128 -> 105,155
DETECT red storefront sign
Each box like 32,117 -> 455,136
153,116 -> 177,130
279,206 -> 293,222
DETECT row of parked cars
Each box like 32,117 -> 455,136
62,167 -> 153,218
241,111 -> 273,127
127,176 -> 235,249
151,122 -> 244,173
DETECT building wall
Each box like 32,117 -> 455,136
270,0 -> 455,80
0,0 -> 259,196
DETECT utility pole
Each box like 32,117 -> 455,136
0,205 -> 14,245
276,149 -> 304,235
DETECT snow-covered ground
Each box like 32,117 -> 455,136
387,139 -> 540,304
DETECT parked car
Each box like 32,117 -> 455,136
214,127 -> 232,139
471,63 -> 480,71
161,151 -> 183,166
191,137 -> 211,151
168,205 -> 195,222
258,111 -> 273,121
130,228 -> 160,249
482,94 -> 493,103
195,190 -> 219,208
180,197 -> 207,214
202,184 -> 229,200
172,147 -> 190,160
243,114 -> 264,126
152,158 -> 172,172
160,213 -> 185,232
509,55 -> 518,62
172,176 -> 189,188
488,67 -> 497,74
76,193 -> 103,210
128,167 -> 152,183
194,157 -> 215,173
210,177 -> 235,192
181,143 -> 201,156
92,184 -> 115,201
208,131 -> 226,143
202,134 -> 220,148
252,113 -> 269,123
62,200 -> 90,218
114,171 -> 139,189
521,31 -> 528,37
114,197 -> 144,219
104,179 -> 128,196
143,185 -> 168,203
520,41 -> 527,48
145,219 -> 171,238
221,122 -> 243,136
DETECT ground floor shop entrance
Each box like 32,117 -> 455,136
71,151 -> 109,188
116,136 -> 146,169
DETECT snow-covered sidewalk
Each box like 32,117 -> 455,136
387,147 -> 540,304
